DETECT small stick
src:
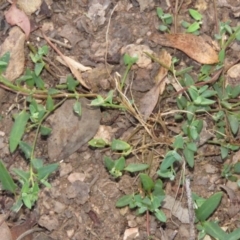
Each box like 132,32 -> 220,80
185,176 -> 195,240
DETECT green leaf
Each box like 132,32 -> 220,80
90,95 -> 105,106
153,179 -> 165,197
203,221 -> 228,240
115,157 -> 126,171
187,142 -> 197,152
123,53 -> 138,66
88,138 -> 108,148
34,62 -> 45,76
233,162 -> 240,173
13,169 -> 30,183
220,146 -> 228,159
154,209 -> 167,222
9,110 -> 30,153
0,52 -> 10,74
104,156 -> 114,171
229,227 -> 240,240
31,158 -> 43,169
34,74 -> 45,89
0,160 -> 17,194
188,86 -> 199,100
183,148 -> 195,168
140,173 -> 154,192
219,49 -> 225,63
156,7 -> 164,18
38,45 -> 49,55
159,25 -> 168,32
111,139 -> 131,151
116,194 -> 133,207
187,22 -> 200,33
67,75 -> 79,91
124,163 -> 149,172
160,150 -> 181,171
227,114 -> 239,135
173,135 -> 184,149
195,192 -> 223,221
48,88 -> 61,94
181,20 -> 190,28
19,141 -> 32,159
73,101 -> 81,116
46,95 -> 54,111
37,163 -> 59,180
40,125 -> 52,136
189,9 -> 202,21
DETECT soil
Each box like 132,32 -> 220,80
0,0 -> 240,240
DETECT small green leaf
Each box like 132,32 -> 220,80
115,157 -> 125,171
46,95 -> 54,111
183,148 -> 195,168
203,221 -> 228,240
19,141 -> 33,159
34,62 -> 45,76
67,75 -> 79,91
124,163 -> 149,172
220,146 -> 228,159
196,192 -> 223,221
37,163 -> 59,180
116,194 -> 133,207
13,169 -> 30,183
159,25 -> 168,32
9,110 -> 30,153
227,114 -> 239,135
156,7 -> 164,18
140,173 -> 154,192
182,21 -> 191,29
233,162 -> 240,173
189,9 -> 202,21
154,209 -> 167,222
123,53 -> 138,66
34,74 -> 45,90
38,45 -> 49,55
219,49 -> 225,63
0,52 -> 10,74
0,160 -> 17,194
31,158 -> 43,169
187,22 -> 200,33
90,95 -> 105,106
88,138 -> 108,148
40,126 -> 52,136
111,139 -> 131,151
104,156 -> 115,171
173,135 -> 184,149
160,150 -> 181,171
73,101 -> 81,116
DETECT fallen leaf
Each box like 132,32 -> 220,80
48,98 -> 101,160
150,33 -> 219,64
42,31 -> 90,89
139,50 -> 171,120
0,215 -> 12,240
56,56 -> 92,72
5,2 -> 31,39
17,0 -> 42,15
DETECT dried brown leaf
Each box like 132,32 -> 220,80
139,50 -> 171,120
150,33 -> 219,64
5,3 -> 30,39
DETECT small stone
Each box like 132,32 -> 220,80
38,215 -> 59,231
68,172 -> 86,183
59,163 -> 73,177
123,228 -> 139,240
205,164 -> 217,174
53,201 -> 66,214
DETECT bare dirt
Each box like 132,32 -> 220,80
0,0 -> 240,240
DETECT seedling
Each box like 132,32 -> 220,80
156,7 -> 173,32
116,174 -> 166,222
181,9 -> 202,34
